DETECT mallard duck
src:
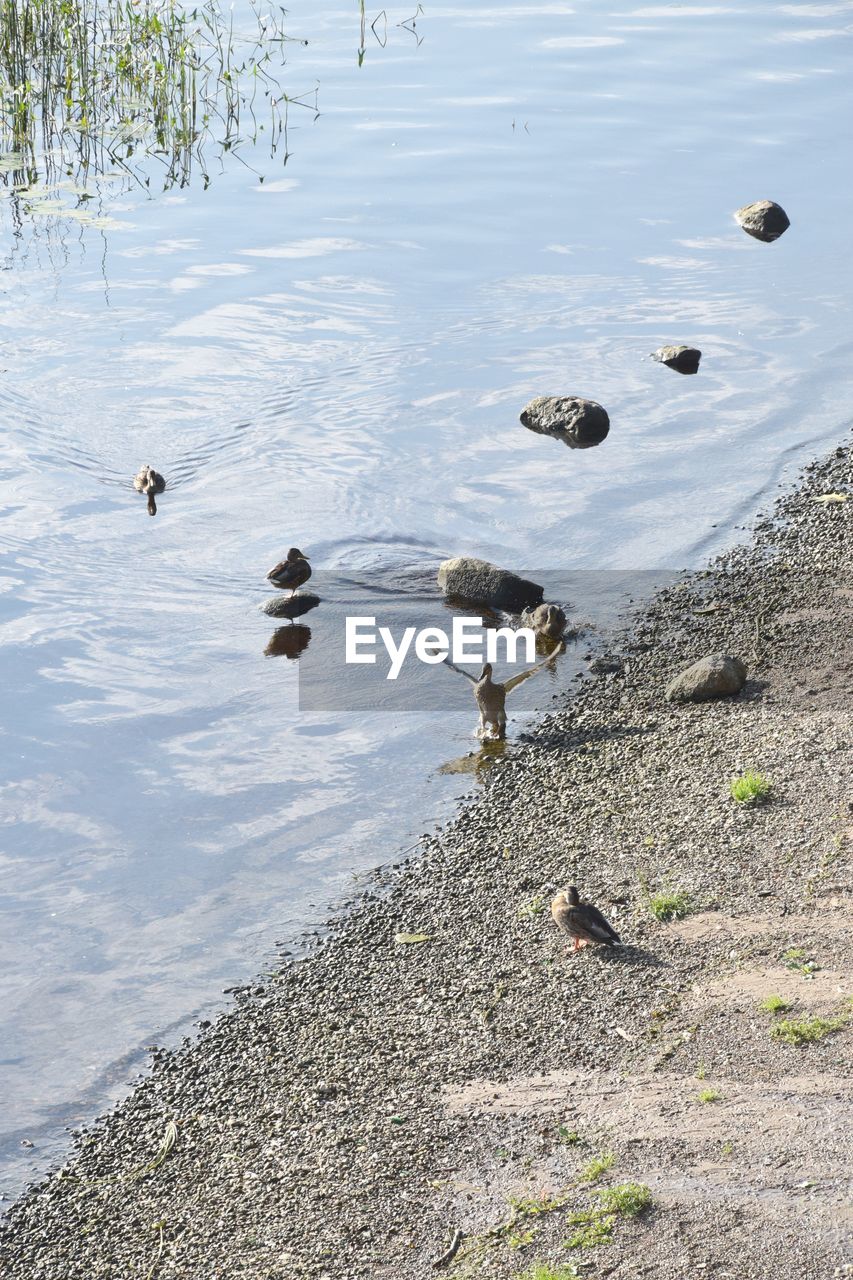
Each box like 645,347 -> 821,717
133,465 -> 166,516
551,886 -> 621,951
267,548 -> 312,597
444,644 -> 562,740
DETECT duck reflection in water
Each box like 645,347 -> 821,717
265,624 -> 311,660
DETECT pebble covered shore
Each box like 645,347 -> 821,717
2,439 -> 851,1280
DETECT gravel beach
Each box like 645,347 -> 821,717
2,439 -> 851,1280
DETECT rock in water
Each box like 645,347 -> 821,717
521,603 -> 567,638
734,200 -> 790,243
652,345 -> 702,375
665,653 -> 748,703
260,592 -> 321,619
520,396 -> 610,449
437,558 -> 543,612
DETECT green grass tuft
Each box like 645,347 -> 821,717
730,770 -> 773,804
647,889 -> 691,923
564,1182 -> 653,1251
596,1182 -> 653,1216
514,1264 -> 582,1280
770,1015 -> 846,1045
697,1087 -> 721,1104
760,994 -> 791,1014
580,1151 -> 615,1183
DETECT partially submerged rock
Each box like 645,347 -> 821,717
520,396 -> 610,449
260,592 -> 321,620
589,653 -> 624,676
652,345 -> 701,375
437,558 -> 543,612
521,603 -> 567,639
734,200 -> 790,243
665,653 -> 747,704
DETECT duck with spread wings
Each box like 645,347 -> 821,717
443,641 -> 562,740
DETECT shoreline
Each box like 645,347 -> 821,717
2,436 -> 851,1279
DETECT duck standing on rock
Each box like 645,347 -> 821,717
133,466 -> 165,516
267,548 -> 312,597
551,886 -> 621,952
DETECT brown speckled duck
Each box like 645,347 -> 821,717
551,886 -> 621,951
267,548 -> 312,597
133,465 -> 165,516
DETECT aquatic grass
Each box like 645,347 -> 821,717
61,1119 -> 178,1187
730,770 -> 773,805
0,0 -> 317,196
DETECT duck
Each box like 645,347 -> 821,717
551,886 -> 621,952
267,547 -> 312,596
133,465 -> 166,516
443,644 -> 562,740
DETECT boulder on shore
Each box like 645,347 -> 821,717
665,653 -> 748,704
521,603 -> 567,639
520,396 -> 610,449
734,200 -> 790,243
437,558 -> 543,612
652,345 -> 701,375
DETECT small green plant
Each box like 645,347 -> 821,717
782,948 -> 821,977
760,994 -> 791,1014
518,895 -> 545,919
564,1182 -> 653,1250
730,771 -> 773,804
514,1263 -> 581,1280
770,1015 -> 846,1046
721,1141 -> 733,1157
647,889 -> 691,923
557,1125 -> 582,1145
579,1151 -> 615,1183
697,1087 -> 721,1104
597,1183 -> 653,1216
507,1227 -> 537,1249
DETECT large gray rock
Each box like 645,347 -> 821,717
521,603 -> 567,638
652,345 -> 701,375
665,653 -> 748,704
260,592 -> 320,619
437,558 -> 543,612
520,396 -> 610,449
734,200 -> 790,243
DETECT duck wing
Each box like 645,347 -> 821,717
268,559 -> 309,587
441,657 -> 478,684
503,641 -> 564,694
577,900 -> 620,944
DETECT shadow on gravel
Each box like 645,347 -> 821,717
520,722 -> 657,750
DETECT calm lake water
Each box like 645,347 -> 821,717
1,0 -> 852,1197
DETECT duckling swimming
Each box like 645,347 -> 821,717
551,886 -> 621,952
133,466 -> 165,516
267,548 -> 312,597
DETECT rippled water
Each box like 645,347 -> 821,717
1,0 -> 852,1197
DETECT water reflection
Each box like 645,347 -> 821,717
265,624 -> 312,659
